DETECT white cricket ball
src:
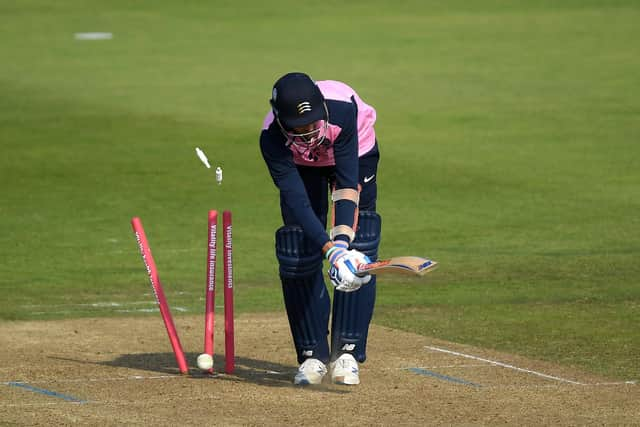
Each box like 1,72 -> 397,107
197,353 -> 213,371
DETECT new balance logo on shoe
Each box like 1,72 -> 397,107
341,344 -> 356,351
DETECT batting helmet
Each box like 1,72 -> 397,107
270,72 -> 327,130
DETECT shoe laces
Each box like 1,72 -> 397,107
300,358 -> 326,374
335,354 -> 358,370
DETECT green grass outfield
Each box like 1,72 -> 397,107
1,0 -> 638,380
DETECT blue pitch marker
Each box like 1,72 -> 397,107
407,368 -> 482,387
6,382 -> 88,403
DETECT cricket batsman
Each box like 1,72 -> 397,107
260,72 -> 381,385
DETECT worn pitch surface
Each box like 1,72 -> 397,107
1,314 -> 637,426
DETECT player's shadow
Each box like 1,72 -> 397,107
107,352 -> 295,387
51,353 -> 347,393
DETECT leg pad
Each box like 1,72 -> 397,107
276,226 -> 329,363
276,226 -> 323,278
350,211 -> 381,260
331,211 -> 381,363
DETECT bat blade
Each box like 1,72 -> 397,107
356,256 -> 438,277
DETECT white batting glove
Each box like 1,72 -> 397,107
326,241 -> 372,292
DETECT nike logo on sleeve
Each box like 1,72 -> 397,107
363,175 -> 375,183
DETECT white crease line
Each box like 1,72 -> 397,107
29,307 -> 189,315
31,311 -> 74,315
22,301 -> 170,309
115,307 -> 188,313
425,345 -> 585,385
97,247 -> 197,255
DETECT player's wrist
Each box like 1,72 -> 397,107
333,240 -> 349,249
322,241 -> 334,256
322,240 -> 348,259
325,246 -> 343,263
326,245 -> 350,266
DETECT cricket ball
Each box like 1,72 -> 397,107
197,353 -> 213,371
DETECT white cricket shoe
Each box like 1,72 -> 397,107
293,358 -> 327,385
330,353 -> 360,385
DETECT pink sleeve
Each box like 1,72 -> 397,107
317,81 -> 377,156
262,111 -> 275,130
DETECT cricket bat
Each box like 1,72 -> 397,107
356,256 -> 438,277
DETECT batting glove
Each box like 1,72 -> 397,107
326,241 -> 372,292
